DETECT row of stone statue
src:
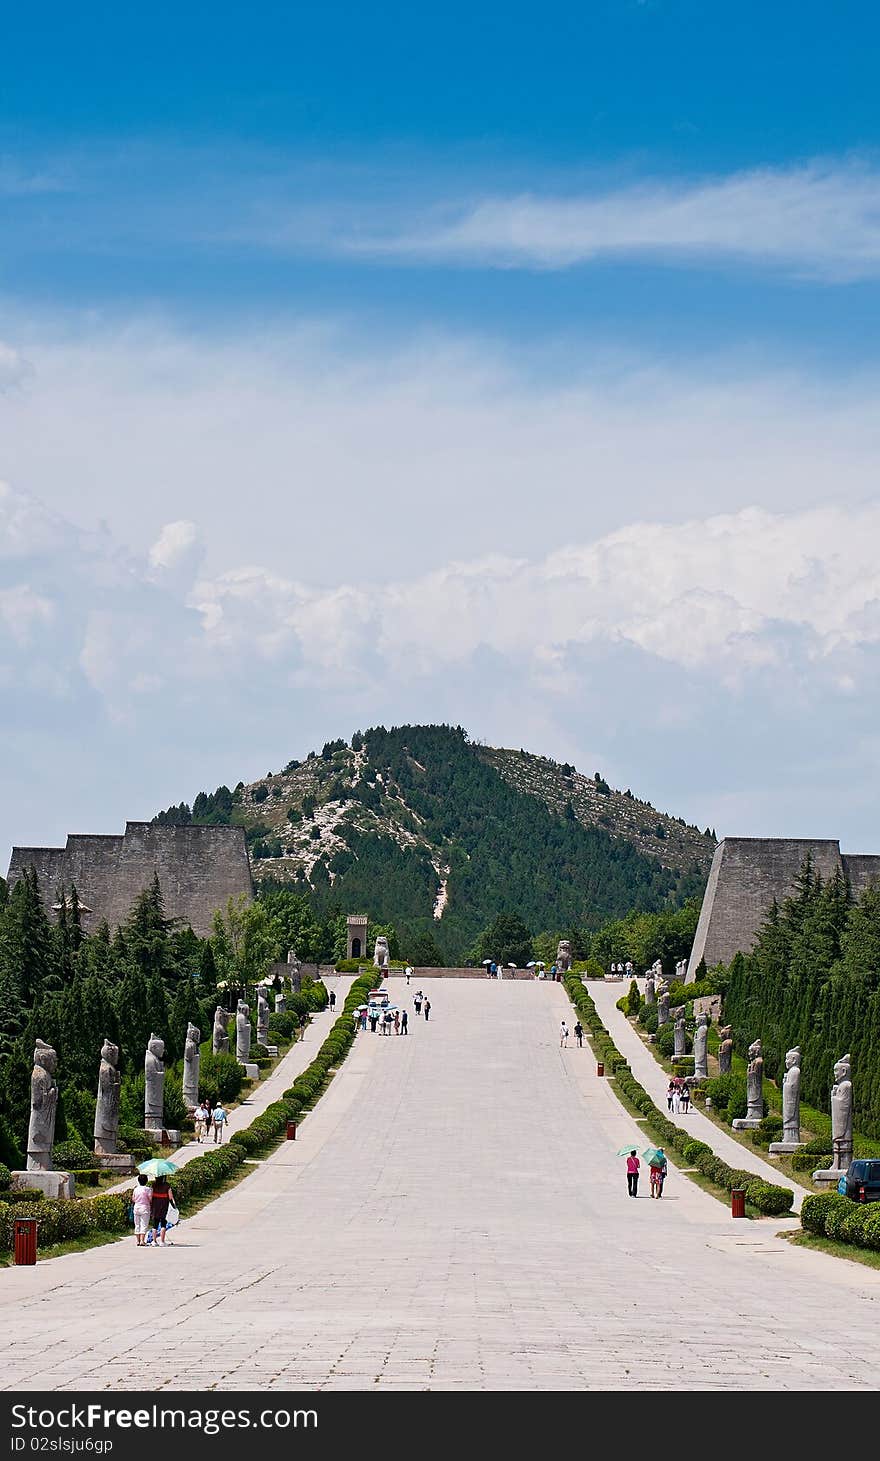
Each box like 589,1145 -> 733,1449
26,984 -> 289,1171
731,1040 -> 855,1176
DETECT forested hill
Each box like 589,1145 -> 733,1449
154,725 -> 713,962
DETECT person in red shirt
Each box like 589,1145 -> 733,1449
626,1150 -> 640,1198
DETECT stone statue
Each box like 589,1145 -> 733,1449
373,935 -> 390,970
718,1025 -> 734,1074
745,1038 -> 764,1121
26,1039 -> 59,1171
781,1047 -> 802,1145
182,1022 -> 201,1111
644,972 -> 655,1005
256,986 -> 270,1047
144,1034 -> 165,1130
212,1006 -> 230,1055
830,1053 -> 854,1171
692,1014 -> 709,1080
236,1001 -> 251,1064
274,990 -> 286,1013
93,1039 -> 121,1154
556,940 -> 572,974
673,1012 -> 687,1057
657,981 -> 670,1027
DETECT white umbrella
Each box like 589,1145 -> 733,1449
507,961 -> 517,968
481,959 -> 493,966
526,961 -> 536,968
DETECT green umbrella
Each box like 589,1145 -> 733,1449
643,1148 -> 666,1166
137,1157 -> 178,1178
616,1146 -> 641,1156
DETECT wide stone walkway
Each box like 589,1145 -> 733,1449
1,980 -> 879,1391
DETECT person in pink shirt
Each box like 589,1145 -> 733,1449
626,1150 -> 640,1198
131,1173 -> 153,1246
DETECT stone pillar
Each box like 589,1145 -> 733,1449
657,982 -> 670,1027
236,1002 -> 251,1064
256,987 -> 270,1047
673,1012 -> 686,1057
644,973 -> 655,1005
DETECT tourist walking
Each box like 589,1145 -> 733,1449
150,1176 -> 176,1245
383,1010 -> 393,1036
424,998 -> 431,1021
671,1084 -> 681,1115
212,1102 -> 228,1143
649,1150 -> 668,1199
680,1084 -> 690,1113
401,1009 -> 408,1034
574,1021 -> 584,1048
666,1081 -> 676,1112
405,965 -> 413,985
560,1021 -> 569,1047
626,1150 -> 640,1198
193,1102 -> 207,1143
393,1010 -> 400,1035
369,1009 -> 379,1033
329,988 -> 336,1012
131,1173 -> 152,1246
414,992 -> 423,1016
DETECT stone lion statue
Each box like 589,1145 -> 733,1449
556,939 -> 572,972
373,935 -> 390,969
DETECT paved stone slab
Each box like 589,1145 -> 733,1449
1,980 -> 878,1391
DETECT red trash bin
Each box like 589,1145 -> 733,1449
596,1062 -> 605,1077
14,1217 -> 39,1265
286,1121 -> 297,1141
731,1188 -> 746,1219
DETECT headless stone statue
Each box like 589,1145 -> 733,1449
718,1025 -> 734,1075
673,1012 -> 686,1057
236,1001 -> 251,1063
644,973 -> 655,1005
93,1039 -> 121,1154
692,1013 -> 709,1081
274,991 -> 286,1013
657,981 -> 670,1027
830,1053 -> 854,1171
782,1047 -> 802,1144
212,1006 -> 230,1055
144,1034 -> 165,1129
745,1039 -> 763,1121
556,939 -> 572,974
26,1039 -> 59,1171
373,936 -> 390,970
183,1022 -> 201,1111
256,986 -> 270,1047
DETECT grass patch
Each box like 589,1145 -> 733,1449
783,1229 -> 880,1272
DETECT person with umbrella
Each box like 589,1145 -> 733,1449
137,1158 -> 178,1246
646,1147 -> 668,1198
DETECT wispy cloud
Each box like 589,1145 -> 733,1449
344,163 -> 880,279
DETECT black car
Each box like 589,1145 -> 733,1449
844,1159 -> 880,1203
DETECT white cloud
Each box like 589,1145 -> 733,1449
348,163 -> 880,278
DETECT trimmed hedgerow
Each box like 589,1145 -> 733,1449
801,1191 -> 880,1251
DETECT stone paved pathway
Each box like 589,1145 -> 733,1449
1,980 -> 878,1391
589,980 -> 810,1211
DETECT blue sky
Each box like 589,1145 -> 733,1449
3,2 -> 880,870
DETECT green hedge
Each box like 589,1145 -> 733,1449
0,972 -> 377,1258
561,974 -> 793,1217
801,1191 -> 880,1251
